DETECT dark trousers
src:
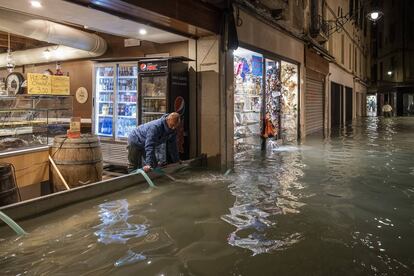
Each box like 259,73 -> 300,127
127,144 -> 145,172
384,111 -> 392,117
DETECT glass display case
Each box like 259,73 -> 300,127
0,95 -> 73,153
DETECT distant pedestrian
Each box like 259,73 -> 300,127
382,102 -> 393,117
408,102 -> 414,115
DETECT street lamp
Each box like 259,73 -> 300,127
367,10 -> 383,23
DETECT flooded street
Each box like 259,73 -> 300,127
1,117 -> 414,275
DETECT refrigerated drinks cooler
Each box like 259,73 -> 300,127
94,63 -> 138,140
93,58 -> 190,165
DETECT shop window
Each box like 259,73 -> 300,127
264,59 -> 282,142
280,61 -> 298,142
233,48 -> 263,154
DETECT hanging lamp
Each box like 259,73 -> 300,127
6,33 -> 15,73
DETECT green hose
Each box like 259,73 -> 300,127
131,169 -> 157,188
0,211 -> 27,236
152,167 -> 177,181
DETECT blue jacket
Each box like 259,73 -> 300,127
128,114 -> 179,167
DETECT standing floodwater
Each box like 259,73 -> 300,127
1,117 -> 413,275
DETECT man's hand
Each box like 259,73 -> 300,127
143,165 -> 152,173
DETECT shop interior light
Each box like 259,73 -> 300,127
139,28 -> 147,35
30,0 -> 42,8
387,71 -> 392,76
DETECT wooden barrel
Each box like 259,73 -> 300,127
0,163 -> 19,206
51,134 -> 103,191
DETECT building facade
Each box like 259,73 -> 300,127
371,0 -> 414,116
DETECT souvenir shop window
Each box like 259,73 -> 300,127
233,48 -> 263,153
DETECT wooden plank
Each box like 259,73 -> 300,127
0,149 -> 49,188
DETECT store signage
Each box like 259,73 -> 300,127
76,87 -> 88,104
28,73 -> 70,95
27,73 -> 51,94
51,75 -> 70,95
138,62 -> 168,72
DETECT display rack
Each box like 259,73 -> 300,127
0,95 -> 73,153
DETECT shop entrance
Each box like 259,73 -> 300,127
345,87 -> 353,123
331,82 -> 342,128
366,94 -> 377,116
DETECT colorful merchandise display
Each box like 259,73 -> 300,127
233,48 -> 299,154
234,49 -> 263,154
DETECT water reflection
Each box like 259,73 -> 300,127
94,199 -> 149,245
222,149 -> 307,255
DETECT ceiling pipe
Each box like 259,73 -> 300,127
0,8 -> 107,67
0,45 -> 101,67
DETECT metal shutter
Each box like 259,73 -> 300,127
305,77 -> 324,135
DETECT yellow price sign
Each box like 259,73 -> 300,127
27,73 -> 51,94
51,75 -> 70,95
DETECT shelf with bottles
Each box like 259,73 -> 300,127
97,117 -> 113,136
97,78 -> 114,91
118,79 -> 137,91
98,93 -> 114,102
117,103 -> 136,117
142,114 -> 163,124
97,103 -> 113,116
118,94 -> 137,103
118,65 -> 137,77
117,116 -> 136,138
143,112 -> 165,115
143,96 -> 166,100
141,77 -> 167,98
142,99 -> 166,113
97,67 -> 115,77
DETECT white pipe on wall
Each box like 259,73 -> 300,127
0,45 -> 101,67
0,9 -> 107,67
